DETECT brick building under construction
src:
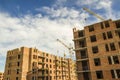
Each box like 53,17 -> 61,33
0,72 -> 3,80
73,19 -> 120,80
3,47 -> 77,80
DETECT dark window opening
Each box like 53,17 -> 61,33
108,57 -> 112,64
113,56 -> 119,64
115,21 -> 120,28
101,22 -> 104,29
105,44 -> 109,51
89,25 -> 94,32
110,43 -> 116,51
32,62 -> 37,67
17,69 -> 19,74
8,63 -> 11,68
16,77 -> 18,80
107,31 -> 113,39
116,69 -> 120,78
105,21 -> 110,28
32,69 -> 37,74
33,55 -> 37,59
7,70 -> 11,75
96,71 -> 103,79
18,54 -> 20,59
117,31 -> 120,38
94,58 -> 101,66
50,76 -> 52,80
111,70 -> 115,78
50,59 -> 52,62
46,76 -> 48,80
108,56 -> 119,64
32,76 -> 36,80
118,42 -> 120,48
46,59 -> 48,62
17,62 -> 20,67
46,64 -> 48,68
50,65 -> 52,68
78,31 -> 84,37
92,46 -> 99,54
102,33 -> 106,40
46,70 -> 48,74
90,35 -> 96,42
9,56 -> 12,60
46,54 -> 48,56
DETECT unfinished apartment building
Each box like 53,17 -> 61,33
73,19 -> 120,80
0,72 -> 3,80
4,47 -> 76,80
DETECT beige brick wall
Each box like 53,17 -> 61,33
73,19 -> 120,80
0,72 -> 3,80
4,47 -> 77,80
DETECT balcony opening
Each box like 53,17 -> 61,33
78,31 -> 84,37
82,61 -> 89,70
80,50 -> 87,59
83,72 -> 90,80
79,40 -> 86,47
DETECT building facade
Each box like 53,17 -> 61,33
0,72 -> 3,80
4,47 -> 76,80
73,19 -> 120,80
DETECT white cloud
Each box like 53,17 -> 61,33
0,11 -> 79,71
0,7 -> 85,58
75,0 -> 114,19
76,0 -> 98,6
0,4 -> 92,67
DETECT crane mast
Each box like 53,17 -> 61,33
83,7 -> 105,21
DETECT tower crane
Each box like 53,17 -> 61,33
83,7 -> 105,21
56,39 -> 73,59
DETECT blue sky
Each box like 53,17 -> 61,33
0,0 -> 120,72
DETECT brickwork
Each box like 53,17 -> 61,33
0,72 -> 3,80
4,47 -> 76,80
73,19 -> 120,80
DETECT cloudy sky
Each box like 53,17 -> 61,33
0,0 -> 120,72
